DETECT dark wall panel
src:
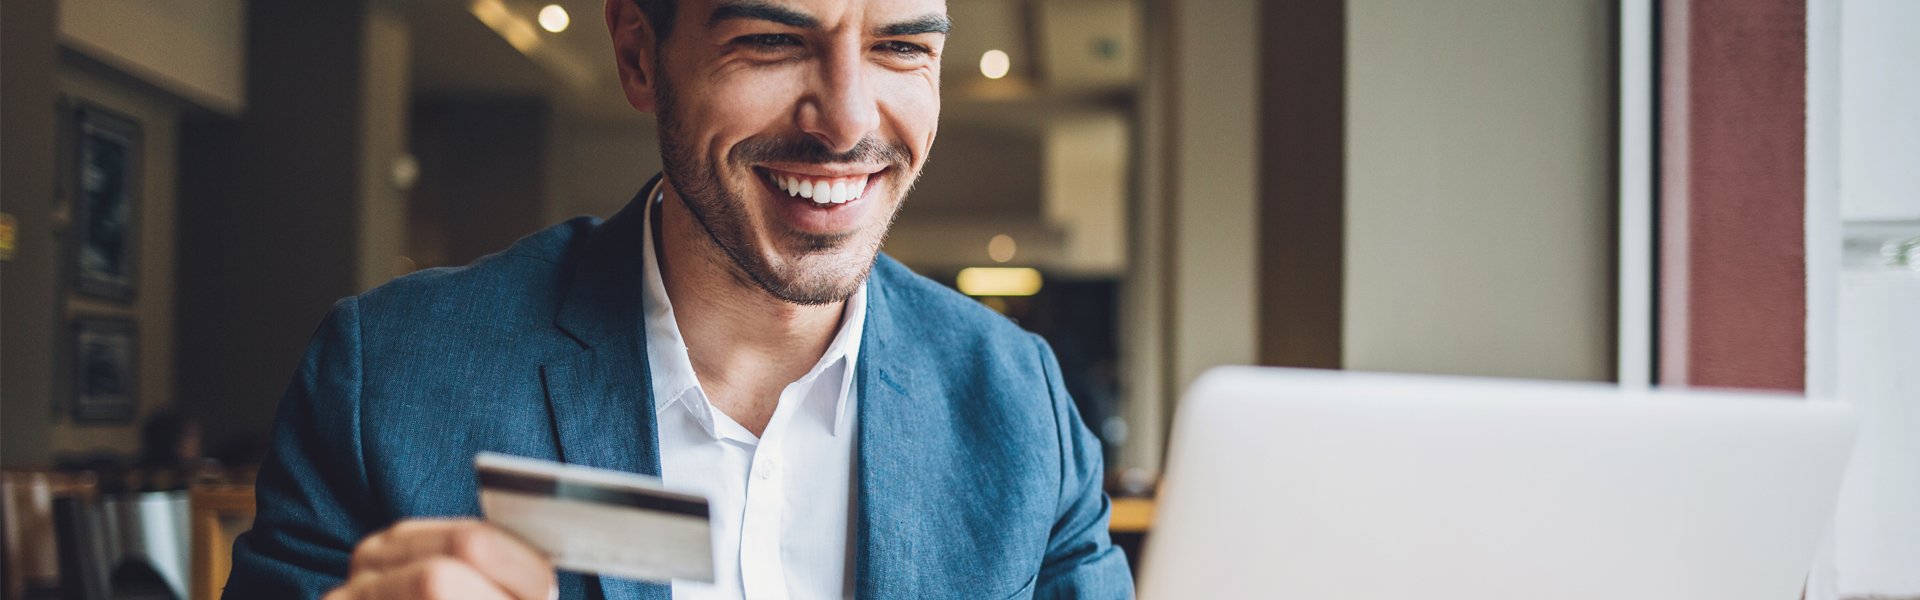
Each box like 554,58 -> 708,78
177,0 -> 370,451
1257,0 -> 1345,369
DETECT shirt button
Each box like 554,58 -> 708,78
758,461 -> 776,479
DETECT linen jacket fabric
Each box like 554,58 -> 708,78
221,182 -> 1134,599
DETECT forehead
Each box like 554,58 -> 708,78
683,0 -> 949,29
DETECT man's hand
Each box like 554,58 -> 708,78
323,519 -> 558,600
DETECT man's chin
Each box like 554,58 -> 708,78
748,252 -> 878,306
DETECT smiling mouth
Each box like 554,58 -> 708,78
758,166 -> 879,205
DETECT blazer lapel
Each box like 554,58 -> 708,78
853,259 -> 1031,597
544,179 -> 671,600
853,268 -> 929,597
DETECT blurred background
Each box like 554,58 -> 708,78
2,0 -> 1915,599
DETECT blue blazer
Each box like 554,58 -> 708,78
222,186 -> 1134,599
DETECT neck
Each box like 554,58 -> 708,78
654,180 -> 845,418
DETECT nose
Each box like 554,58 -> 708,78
797,44 -> 881,154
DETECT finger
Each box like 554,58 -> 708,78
333,556 -> 517,600
350,519 -> 471,574
350,519 -> 556,600
321,573 -> 385,600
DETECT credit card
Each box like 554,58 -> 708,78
475,452 -> 715,583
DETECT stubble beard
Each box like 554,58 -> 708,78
653,71 -> 916,306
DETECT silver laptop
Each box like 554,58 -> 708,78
1139,367 -> 1858,600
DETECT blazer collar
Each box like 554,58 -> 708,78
552,176 -> 659,353
546,176 -> 673,600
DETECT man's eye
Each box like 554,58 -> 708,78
736,33 -> 800,49
878,41 -> 930,57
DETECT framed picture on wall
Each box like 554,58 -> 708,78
72,318 -> 139,423
71,104 -> 142,302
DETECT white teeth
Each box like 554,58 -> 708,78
767,171 -> 875,205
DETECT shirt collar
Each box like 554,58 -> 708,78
639,181 -> 866,438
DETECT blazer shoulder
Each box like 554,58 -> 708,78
351,216 -> 599,341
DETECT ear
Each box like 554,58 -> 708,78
606,0 -> 662,113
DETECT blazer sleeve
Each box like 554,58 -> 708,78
223,297 -> 381,599
1030,334 -> 1136,599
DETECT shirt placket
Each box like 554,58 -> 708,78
738,385 -> 800,600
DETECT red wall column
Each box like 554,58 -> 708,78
1658,0 -> 1807,391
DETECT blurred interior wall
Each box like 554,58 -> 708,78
2,0 -> 64,465
3,0 -> 228,462
1342,0 -> 1614,381
48,57 -> 186,456
1161,0 -> 1262,420
886,127 -> 1052,265
178,0 -> 412,450
359,12 -> 412,293
1137,0 -> 1618,470
1043,116 -> 1129,275
1112,0 -> 1265,473
56,0 -> 246,115
542,117 -> 663,224
409,97 -> 547,268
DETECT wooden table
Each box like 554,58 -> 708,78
190,484 -> 256,600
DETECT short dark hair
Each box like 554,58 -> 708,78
632,0 -> 678,37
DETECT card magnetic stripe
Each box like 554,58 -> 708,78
478,470 -> 711,519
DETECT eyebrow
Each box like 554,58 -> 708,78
707,0 -> 817,29
878,13 -> 952,36
705,1 -> 951,37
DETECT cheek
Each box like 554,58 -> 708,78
875,74 -> 941,164
707,77 -> 802,122
687,71 -> 806,161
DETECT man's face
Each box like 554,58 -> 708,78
616,0 -> 949,305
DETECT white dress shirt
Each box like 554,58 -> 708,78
640,194 -> 865,600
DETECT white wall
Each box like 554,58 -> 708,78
1832,272 -> 1920,595
1343,0 -> 1614,381
1837,0 -> 1920,222
1811,1 -> 1920,597
1167,0 -> 1260,392
58,0 -> 245,114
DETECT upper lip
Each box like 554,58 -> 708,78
757,163 -> 888,178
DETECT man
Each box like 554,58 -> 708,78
222,0 -> 1133,598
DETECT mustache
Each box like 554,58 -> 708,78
732,133 -> 912,168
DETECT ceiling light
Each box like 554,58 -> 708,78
980,49 -> 1011,80
471,0 -> 543,52
957,267 -> 1042,297
538,4 -> 570,33
988,234 -> 1017,263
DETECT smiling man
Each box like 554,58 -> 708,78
220,1 -> 1132,599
